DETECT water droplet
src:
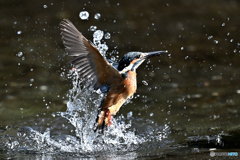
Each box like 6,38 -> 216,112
79,11 -> 89,20
127,111 -> 133,118
236,90 -> 240,94
60,72 -> 65,77
180,47 -> 184,50
39,85 -> 48,91
221,23 -> 225,27
93,30 -> 104,41
94,13 -> 101,19
93,39 -> 101,46
208,35 -> 213,40
111,56 -> 116,61
30,78 -> 34,82
150,113 -> 154,116
98,43 -> 108,54
43,5 -> 48,8
142,80 -> 148,86
104,32 -> 111,39
17,31 -> 22,35
51,113 -> 56,117
89,26 -> 97,31
214,40 -> 218,44
17,52 -> 23,57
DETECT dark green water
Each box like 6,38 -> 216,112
1,0 -> 240,159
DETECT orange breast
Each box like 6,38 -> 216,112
101,71 -> 137,115
122,71 -> 137,97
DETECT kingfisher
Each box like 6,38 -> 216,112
60,19 -> 168,131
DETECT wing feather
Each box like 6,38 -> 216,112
60,19 -> 122,90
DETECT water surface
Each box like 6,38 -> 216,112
1,0 -> 240,159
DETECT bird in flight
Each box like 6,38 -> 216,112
60,19 -> 168,131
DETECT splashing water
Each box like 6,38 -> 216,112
55,71 -> 151,153
0,70 -> 170,157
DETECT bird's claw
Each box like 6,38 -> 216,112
105,110 -> 112,126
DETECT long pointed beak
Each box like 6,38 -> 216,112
142,50 -> 168,59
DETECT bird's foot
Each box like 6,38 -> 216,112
105,110 -> 112,126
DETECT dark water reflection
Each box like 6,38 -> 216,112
1,0 -> 240,159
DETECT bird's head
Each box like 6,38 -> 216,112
118,50 -> 168,73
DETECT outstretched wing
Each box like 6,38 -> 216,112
60,19 -> 121,90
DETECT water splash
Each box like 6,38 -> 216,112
56,71 -> 145,153
0,71 -> 170,157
